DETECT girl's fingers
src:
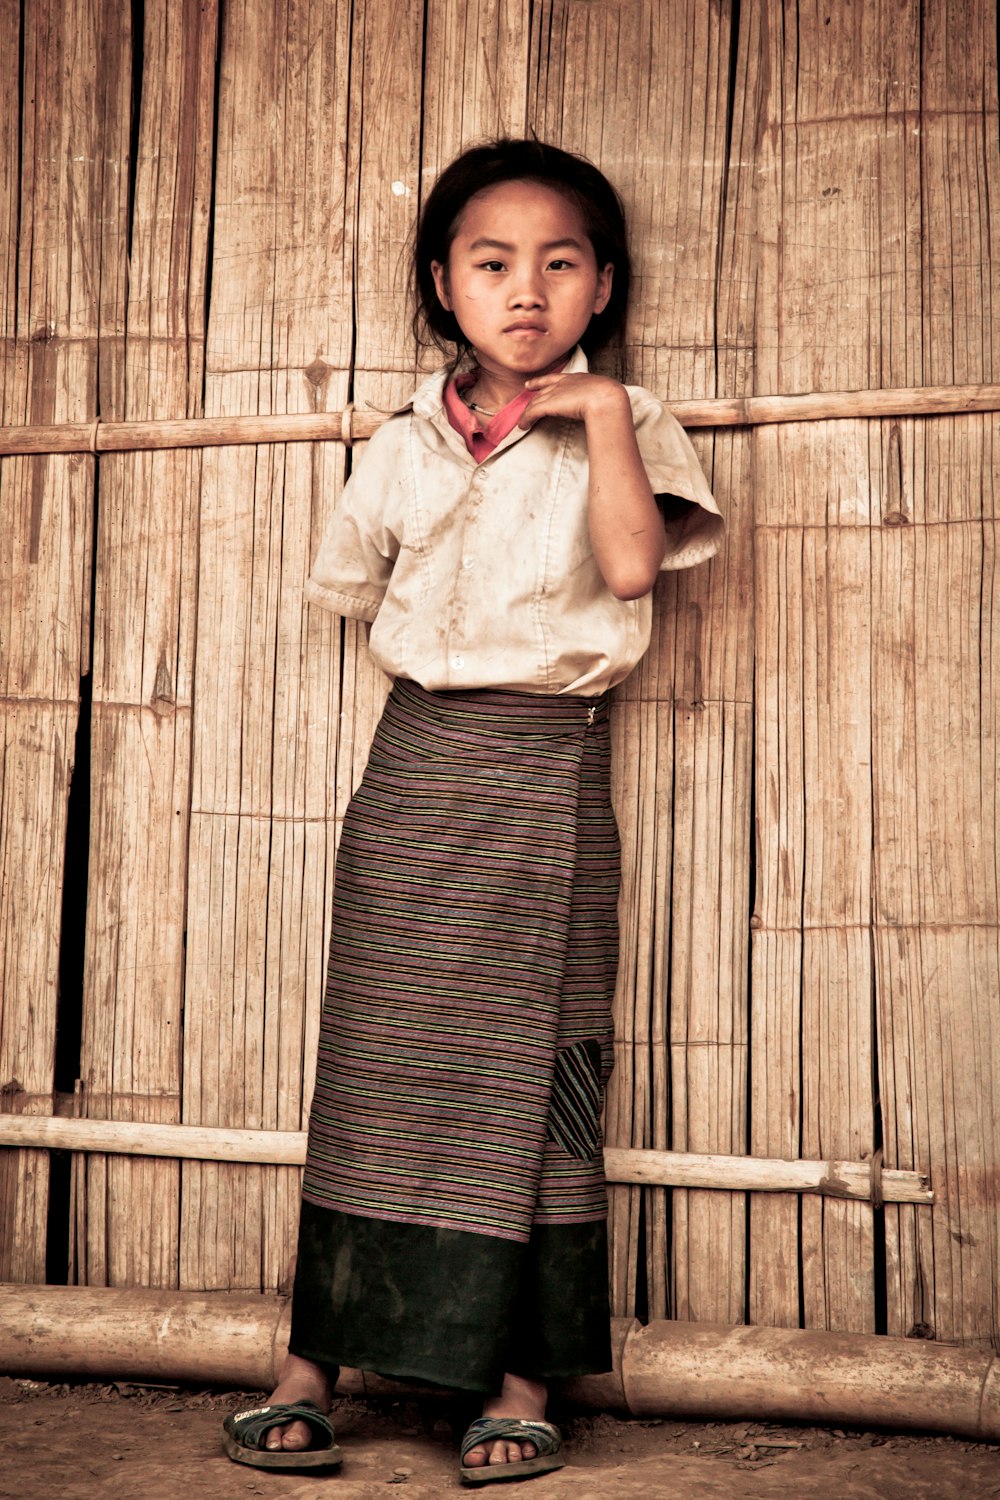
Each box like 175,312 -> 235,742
524,374 -> 567,392
520,392 -> 581,424
518,394 -> 558,427
520,370 -> 617,425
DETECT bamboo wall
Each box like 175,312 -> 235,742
1,0 -> 997,1350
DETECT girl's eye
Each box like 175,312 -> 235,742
479,260 -> 505,272
548,259 -> 574,271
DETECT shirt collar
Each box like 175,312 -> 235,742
406,346 -> 591,462
444,368 -> 557,462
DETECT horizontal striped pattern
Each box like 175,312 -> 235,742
302,678 -> 620,1243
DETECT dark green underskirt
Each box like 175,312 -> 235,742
288,1201 -> 612,1394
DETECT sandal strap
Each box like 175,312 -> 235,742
224,1400 -> 335,1453
461,1417 -> 561,1461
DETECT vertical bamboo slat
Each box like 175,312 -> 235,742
75,0 -> 217,1292
335,0 -> 427,804
180,0 -> 354,1292
350,0 -> 424,417
607,684 -> 673,1317
756,419 -> 881,1334
749,515 -> 804,1327
798,520 -> 874,1334
653,2 -> 753,1328
870,0 -> 1000,1347
0,0 -> 127,1281
422,0 -> 531,174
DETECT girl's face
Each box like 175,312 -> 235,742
430,179 -> 613,383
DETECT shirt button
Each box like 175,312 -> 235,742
462,555 -> 474,570
452,654 -> 465,670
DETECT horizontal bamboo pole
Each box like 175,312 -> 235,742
0,1285 -> 291,1390
603,1146 -> 932,1204
0,1114 -> 931,1202
0,1283 -> 434,1399
4,1286 -> 999,1441
1,383 -> 998,456
0,1115 -> 308,1165
619,1321 -> 1000,1439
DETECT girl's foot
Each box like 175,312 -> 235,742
262,1351 -> 332,1451
463,1372 -> 548,1468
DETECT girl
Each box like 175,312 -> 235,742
223,138 -> 723,1485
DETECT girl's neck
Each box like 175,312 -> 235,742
464,352 -> 570,414
464,370 -> 526,415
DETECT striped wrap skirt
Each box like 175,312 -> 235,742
289,677 -> 619,1392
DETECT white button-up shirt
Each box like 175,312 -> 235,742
306,348 -> 724,696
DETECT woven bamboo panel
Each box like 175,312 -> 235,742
745,0 -> 913,1329
746,0 -> 999,1343
0,0 -> 128,1281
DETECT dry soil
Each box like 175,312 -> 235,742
2,1376 -> 998,1500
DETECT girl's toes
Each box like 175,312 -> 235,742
266,1420 -> 311,1451
494,1440 -> 519,1465
464,1445 -> 487,1468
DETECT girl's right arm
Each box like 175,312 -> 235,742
521,371 -> 667,600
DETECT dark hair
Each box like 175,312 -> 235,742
413,138 -> 632,366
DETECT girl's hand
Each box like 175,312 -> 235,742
518,371 -> 629,428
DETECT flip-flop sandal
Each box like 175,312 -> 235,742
222,1399 -> 342,1471
460,1417 -> 565,1485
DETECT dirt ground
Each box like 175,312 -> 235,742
3,1378 -> 999,1500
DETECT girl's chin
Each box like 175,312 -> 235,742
475,346 -> 574,377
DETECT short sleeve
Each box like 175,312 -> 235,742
628,390 -> 725,571
304,417 -> 409,620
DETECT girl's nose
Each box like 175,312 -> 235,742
509,272 -> 546,307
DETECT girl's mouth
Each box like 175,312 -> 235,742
504,323 -> 548,337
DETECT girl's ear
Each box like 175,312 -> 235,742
430,260 -> 452,311
593,262 -> 613,316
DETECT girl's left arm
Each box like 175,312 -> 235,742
521,372 -> 667,600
